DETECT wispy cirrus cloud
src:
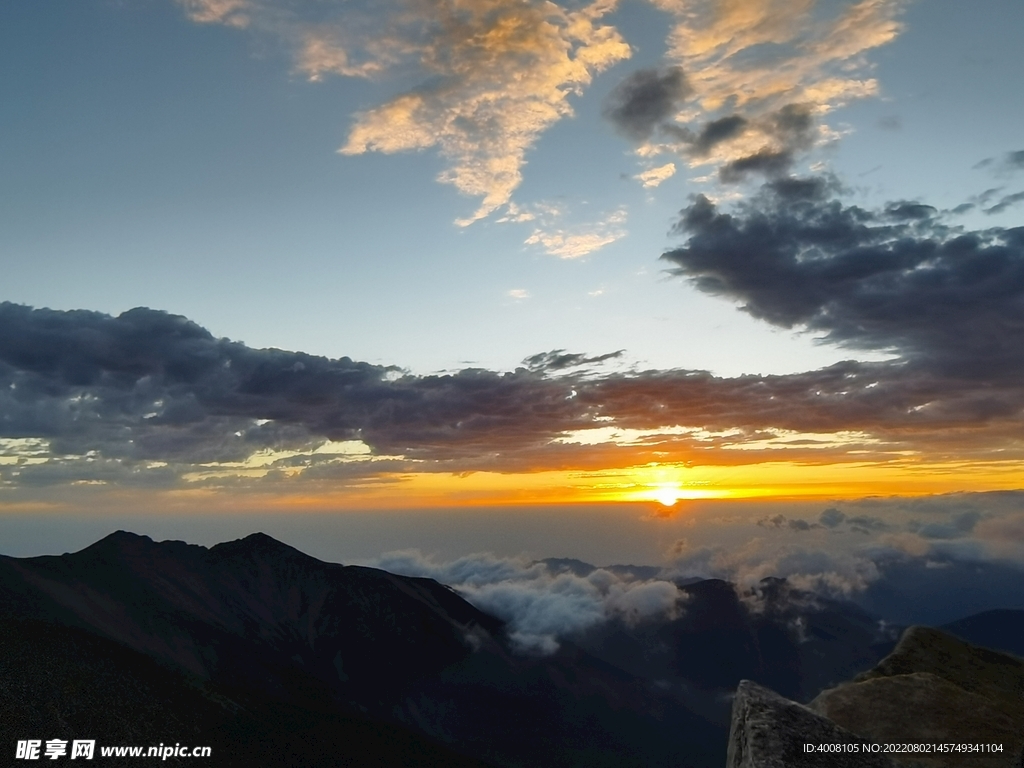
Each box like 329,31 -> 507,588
523,206 -> 628,258
975,149 -> 1024,176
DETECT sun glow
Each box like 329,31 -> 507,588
620,466 -> 741,506
653,485 -> 681,507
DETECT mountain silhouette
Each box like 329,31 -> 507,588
0,532 -> 719,767
7,533 -> 1016,767
565,574 -> 901,731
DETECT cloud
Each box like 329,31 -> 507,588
685,114 -> 748,155
0,303 -> 595,488
175,0 -> 905,221
756,513 -> 820,531
754,508 -> 891,536
661,175 -> 1024,380
769,507 -> 888,535
668,536 -> 881,598
718,147 -> 795,183
977,150 -> 1024,177
664,493 -> 1024,615
819,507 -> 846,528
908,510 -> 982,540
373,551 -> 685,652
173,0 -> 630,225
635,162 -> 677,188
983,190 -> 1024,216
603,66 -> 691,141
521,349 -> 624,372
338,0 -> 631,224
295,30 -> 387,80
523,207 -> 628,258
4,293 -> 1024,493
605,0 -> 902,181
177,0 -> 250,27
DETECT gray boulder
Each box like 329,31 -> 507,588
727,679 -> 898,768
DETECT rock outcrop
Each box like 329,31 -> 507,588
810,626 -> 1024,768
728,626 -> 1024,768
727,679 -> 897,768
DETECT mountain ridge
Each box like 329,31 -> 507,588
5,532 -> 1023,767
0,531 -> 719,767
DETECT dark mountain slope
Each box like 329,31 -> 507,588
0,531 -> 503,701
569,576 -> 900,728
0,532 -> 720,767
0,616 -> 488,768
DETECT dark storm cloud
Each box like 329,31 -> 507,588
602,66 -> 691,142
611,96 -> 817,185
661,177 -> 1024,379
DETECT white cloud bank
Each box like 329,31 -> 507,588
373,551 -> 685,652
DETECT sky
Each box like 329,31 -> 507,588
2,0 -> 1024,608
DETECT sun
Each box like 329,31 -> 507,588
652,485 -> 681,507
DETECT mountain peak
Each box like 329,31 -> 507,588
101,530 -> 153,544
208,531 -> 322,564
76,530 -> 155,555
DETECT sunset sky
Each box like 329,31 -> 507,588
1,0 -> 1023,585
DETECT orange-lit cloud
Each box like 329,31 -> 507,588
523,206 -> 628,258
177,0 -> 250,27
340,0 -> 631,224
173,0 -> 630,222
172,0 -> 906,218
612,0 -> 905,180
2,293 -> 1023,511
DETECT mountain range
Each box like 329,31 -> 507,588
2,532 -> 1021,766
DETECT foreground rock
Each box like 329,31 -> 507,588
729,626 -> 1024,768
727,680 -> 897,768
810,626 -> 1024,768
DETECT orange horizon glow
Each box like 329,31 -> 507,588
13,457 -> 1021,517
